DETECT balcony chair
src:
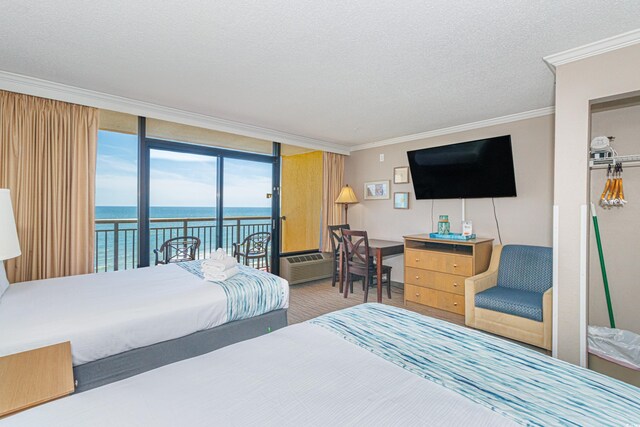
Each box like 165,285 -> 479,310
341,229 -> 392,303
233,231 -> 271,271
328,224 -> 350,290
465,244 -> 553,350
154,236 -> 201,265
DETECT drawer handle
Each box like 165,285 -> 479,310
454,302 -> 458,306
415,258 -> 420,262
453,283 -> 458,287
453,264 -> 458,268
415,276 -> 420,280
415,293 -> 420,297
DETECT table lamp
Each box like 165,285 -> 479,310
0,189 -> 21,261
335,185 -> 358,223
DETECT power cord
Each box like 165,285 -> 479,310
431,199 -> 435,232
492,197 -> 503,245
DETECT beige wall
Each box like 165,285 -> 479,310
344,114 -> 555,282
553,43 -> 640,365
589,102 -> 640,333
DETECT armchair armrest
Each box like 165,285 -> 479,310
465,269 -> 499,294
542,287 -> 553,350
465,245 -> 502,326
542,287 -> 552,312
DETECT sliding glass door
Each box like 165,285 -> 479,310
223,158 -> 273,268
137,118 -> 280,272
148,149 -> 218,264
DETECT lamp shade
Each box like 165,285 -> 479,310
335,185 -> 358,204
0,189 -> 21,260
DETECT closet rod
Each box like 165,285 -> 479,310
590,154 -> 640,169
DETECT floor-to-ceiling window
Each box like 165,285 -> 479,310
148,149 -> 218,263
96,112 -> 287,273
223,158 -> 273,268
139,118 -> 280,272
95,111 -> 139,272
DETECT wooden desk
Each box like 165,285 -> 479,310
0,342 -> 74,417
339,238 -> 404,303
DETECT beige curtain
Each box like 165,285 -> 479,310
0,91 -> 98,283
321,152 -> 345,252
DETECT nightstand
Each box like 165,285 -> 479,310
0,342 -> 74,417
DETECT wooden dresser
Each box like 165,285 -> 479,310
403,234 -> 493,315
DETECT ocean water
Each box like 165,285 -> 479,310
96,206 -> 271,220
95,206 -> 271,271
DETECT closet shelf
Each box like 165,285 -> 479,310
590,154 -> 640,169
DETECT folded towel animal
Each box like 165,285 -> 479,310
203,266 -> 240,282
202,256 -> 237,273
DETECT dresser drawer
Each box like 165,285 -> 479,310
404,267 -> 465,295
405,248 -> 473,276
404,283 -> 437,306
437,291 -> 465,315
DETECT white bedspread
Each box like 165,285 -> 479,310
2,322 -> 514,427
0,265 -> 289,365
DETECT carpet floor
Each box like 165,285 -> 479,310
287,278 -> 465,326
287,277 -> 547,354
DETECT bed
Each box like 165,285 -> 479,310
0,260 -> 289,392
4,304 -> 639,426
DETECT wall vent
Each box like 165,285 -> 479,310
286,254 -> 324,264
280,252 -> 333,285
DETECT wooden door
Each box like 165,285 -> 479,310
280,151 -> 323,253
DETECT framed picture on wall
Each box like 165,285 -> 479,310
394,166 -> 409,184
363,180 -> 390,200
394,192 -> 409,209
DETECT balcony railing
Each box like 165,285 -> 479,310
95,216 -> 271,272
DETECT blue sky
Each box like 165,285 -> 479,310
96,131 -> 272,207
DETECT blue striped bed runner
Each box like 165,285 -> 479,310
177,260 -> 286,322
309,304 -> 640,427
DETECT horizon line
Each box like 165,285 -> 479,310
96,205 -> 269,208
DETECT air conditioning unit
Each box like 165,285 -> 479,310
280,253 -> 334,285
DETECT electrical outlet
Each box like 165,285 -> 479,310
379,154 -> 384,162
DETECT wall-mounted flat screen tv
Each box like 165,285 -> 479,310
407,135 -> 517,199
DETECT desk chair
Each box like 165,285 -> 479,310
328,224 -> 350,290
341,229 -> 392,303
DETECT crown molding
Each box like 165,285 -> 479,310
350,106 -> 555,152
544,29 -> 640,70
0,70 -> 351,155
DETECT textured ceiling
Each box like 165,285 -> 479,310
1,1 -> 639,147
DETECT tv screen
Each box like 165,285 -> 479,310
407,135 -> 517,199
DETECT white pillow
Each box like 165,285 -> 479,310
0,261 -> 9,299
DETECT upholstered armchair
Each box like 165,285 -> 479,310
465,245 -> 553,350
